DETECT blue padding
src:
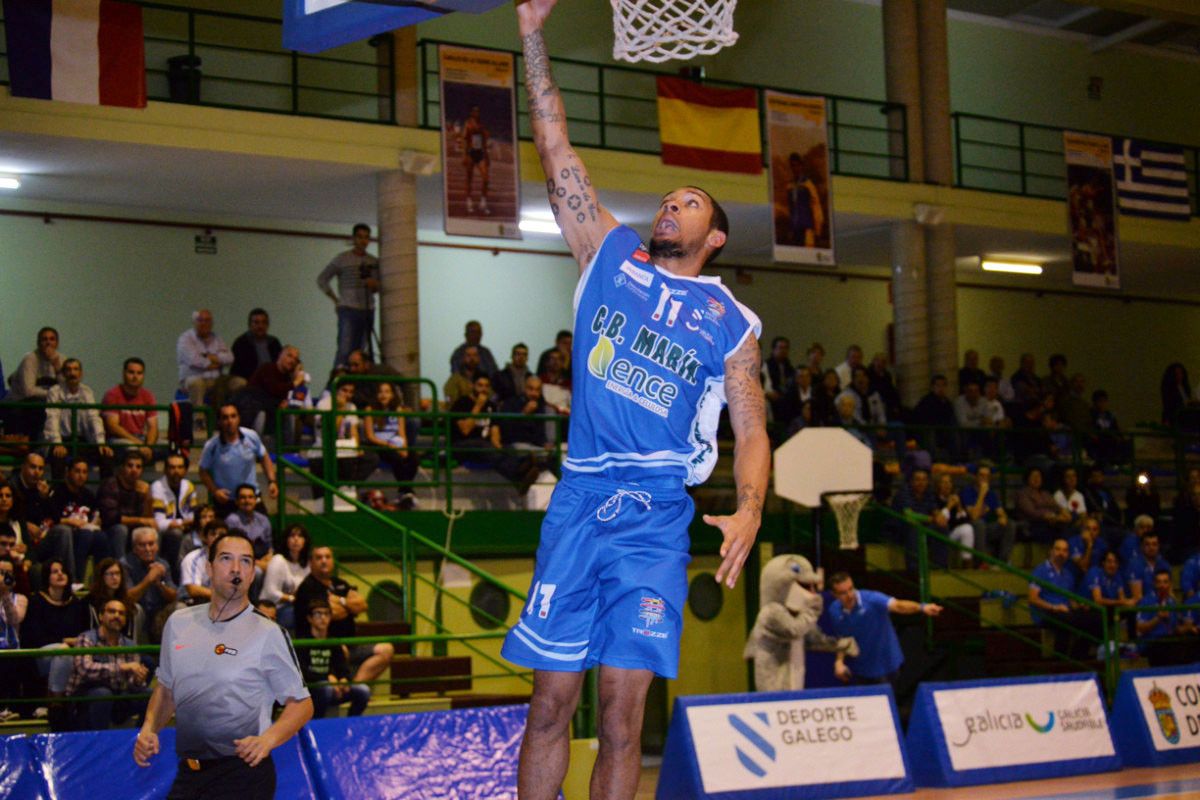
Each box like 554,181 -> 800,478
657,687 -> 913,799
1112,664 -> 1200,767
29,726 -> 178,798
273,734 -> 320,799
303,704 -> 526,799
0,735 -> 44,800
906,673 -> 1122,788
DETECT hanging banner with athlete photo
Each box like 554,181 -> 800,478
766,90 -> 834,266
1064,131 -> 1119,289
439,45 -> 521,239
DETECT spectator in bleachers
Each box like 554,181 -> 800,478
229,307 -> 282,387
1028,538 -> 1097,659
225,484 -> 273,576
492,342 -> 532,403
43,358 -> 113,481
981,377 -> 1008,428
0,484 -> 32,596
345,349 -> 405,408
4,327 -> 63,440
1081,464 -> 1122,542
834,345 -> 863,388
10,453 -> 71,584
1044,353 -> 1070,405
232,345 -> 303,436
931,473 -> 975,567
1125,471 -> 1161,525
293,546 -> 394,689
176,504 -> 215,571
1010,352 -> 1041,406
867,353 -> 902,422
1014,466 -> 1072,542
318,223 -> 380,370
776,365 -> 814,434
1160,362 -> 1192,426
811,369 -> 841,427
21,558 -> 87,711
261,523 -> 311,631
48,456 -> 105,580
538,349 -> 572,414
891,468 -> 937,568
499,375 -> 557,457
1136,568 -> 1198,666
101,358 -> 158,464
150,453 -> 196,576
1125,531 -> 1170,604
445,345 -> 484,407
1089,390 -> 1128,464
449,320 -> 498,379
65,598 -> 147,730
961,463 -> 1014,565
1181,547 -> 1199,601
1170,483 -> 1200,566
179,520 -> 225,606
98,448 -> 154,560
1011,393 -> 1057,466
957,350 -> 986,395
954,380 -> 987,457
1084,550 -> 1130,610
988,355 -> 1014,403
363,382 -> 420,509
762,337 -> 794,423
198,403 -> 278,517
1118,514 -> 1157,566
176,309 -> 234,412
835,394 -> 872,450
255,599 -> 277,621
451,375 -> 542,493
0,553 -> 27,721
912,374 -> 957,459
1053,466 -> 1087,522
1059,373 -> 1092,440
299,598 -> 370,719
309,383 -> 378,500
122,527 -> 177,641
86,558 -> 136,637
1068,516 -> 1107,580
536,330 -> 573,387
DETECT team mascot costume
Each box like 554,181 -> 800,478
743,554 -> 859,691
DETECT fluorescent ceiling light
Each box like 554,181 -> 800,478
0,176 -> 20,190
519,218 -> 561,235
981,259 -> 1042,275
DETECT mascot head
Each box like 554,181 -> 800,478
760,554 -> 824,617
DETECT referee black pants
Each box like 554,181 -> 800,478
166,755 -> 275,800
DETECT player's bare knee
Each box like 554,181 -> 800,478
375,642 -> 395,660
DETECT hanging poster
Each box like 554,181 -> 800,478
1064,131 -> 1119,289
440,45 -> 521,239
767,90 -> 834,265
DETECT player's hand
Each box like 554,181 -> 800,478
516,0 -> 557,31
705,511 -> 759,589
834,661 -> 852,683
133,729 -> 160,767
234,734 -> 275,767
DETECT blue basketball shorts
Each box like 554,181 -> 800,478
501,474 -> 693,679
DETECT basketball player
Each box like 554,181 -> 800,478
462,105 -> 491,214
785,151 -> 824,247
505,2 -> 770,798
133,531 -> 311,799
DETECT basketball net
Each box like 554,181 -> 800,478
610,0 -> 739,63
827,493 -> 871,550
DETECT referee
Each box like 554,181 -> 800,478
133,531 -> 312,798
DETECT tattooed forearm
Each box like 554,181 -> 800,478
521,31 -> 564,126
726,336 -> 770,518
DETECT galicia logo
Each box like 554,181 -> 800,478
728,712 -> 775,778
1025,711 -> 1055,733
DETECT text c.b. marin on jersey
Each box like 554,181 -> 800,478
590,304 -> 703,387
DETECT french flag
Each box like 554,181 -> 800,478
4,0 -> 146,108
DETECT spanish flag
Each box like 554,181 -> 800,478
656,76 -> 761,175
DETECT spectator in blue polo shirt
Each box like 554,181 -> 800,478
1028,538 -> 1100,659
821,572 -> 942,686
198,404 -> 278,517
1181,549 -> 1200,601
960,462 -> 1015,565
1125,532 -> 1170,604
1083,551 -> 1129,608
1068,517 -> 1108,580
1117,515 -> 1155,566
1136,569 -> 1198,666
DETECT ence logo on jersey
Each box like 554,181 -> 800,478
589,305 -> 680,418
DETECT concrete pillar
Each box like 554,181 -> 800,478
881,0 -> 923,182
916,0 -> 953,186
924,221 -> 958,383
890,221 -> 929,408
377,27 -> 421,380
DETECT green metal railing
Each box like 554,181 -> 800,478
418,39 -> 910,182
953,112 -> 1200,217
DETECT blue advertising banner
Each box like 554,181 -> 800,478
1111,664 -> 1200,767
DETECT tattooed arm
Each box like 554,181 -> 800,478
705,334 -> 770,588
517,0 -> 618,273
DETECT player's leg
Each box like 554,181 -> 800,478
478,158 -> 491,214
463,154 -> 475,211
518,668 -> 585,800
591,665 -> 654,800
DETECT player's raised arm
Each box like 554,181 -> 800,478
517,0 -> 618,272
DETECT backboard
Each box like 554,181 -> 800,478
283,0 -> 509,54
773,427 -> 872,508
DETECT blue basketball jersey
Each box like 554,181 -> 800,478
564,225 -> 761,487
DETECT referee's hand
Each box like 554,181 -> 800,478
234,734 -> 273,767
133,729 -> 159,767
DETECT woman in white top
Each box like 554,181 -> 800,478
261,523 -> 311,630
1053,466 -> 1088,521
932,472 -> 975,568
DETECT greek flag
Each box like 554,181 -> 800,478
1112,137 -> 1192,220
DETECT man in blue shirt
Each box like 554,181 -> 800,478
822,572 -> 941,685
1028,538 -> 1100,659
1117,514 -> 1156,566
1180,550 -> 1199,602
960,462 -> 1015,564
198,404 -> 278,517
1125,532 -> 1170,604
1136,569 -> 1198,666
1068,517 -> 1108,580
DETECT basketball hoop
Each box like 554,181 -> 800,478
610,0 -> 739,63
826,493 -> 871,550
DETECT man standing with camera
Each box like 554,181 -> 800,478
317,223 -> 380,371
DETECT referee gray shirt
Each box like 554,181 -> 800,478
157,604 -> 309,760
317,250 -> 379,311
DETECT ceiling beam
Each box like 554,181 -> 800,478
1088,16 -> 1170,50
